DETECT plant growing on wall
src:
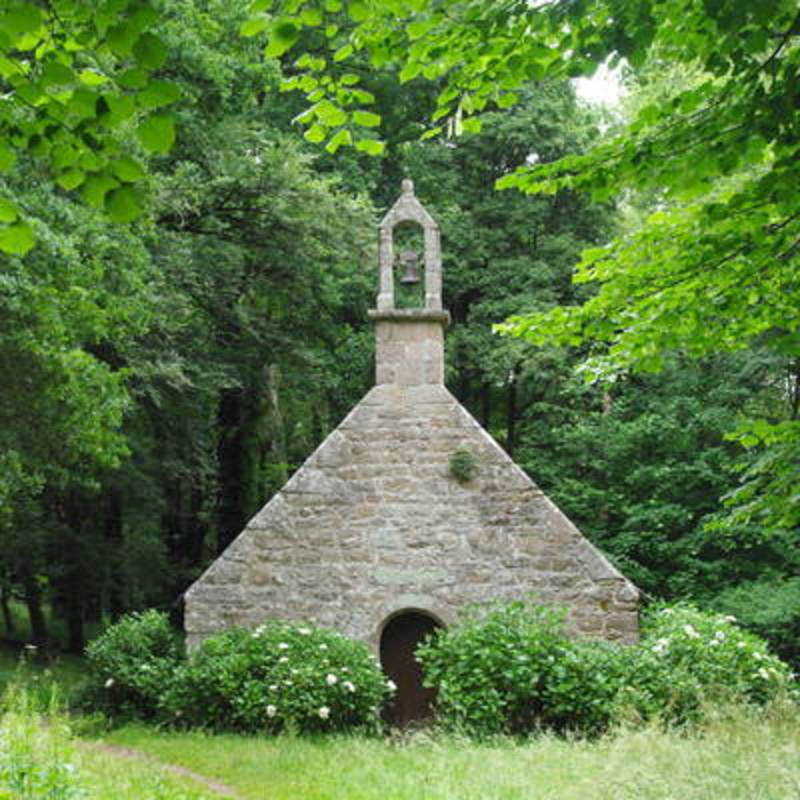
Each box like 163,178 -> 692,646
449,449 -> 477,483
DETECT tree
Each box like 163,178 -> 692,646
245,0 -> 800,533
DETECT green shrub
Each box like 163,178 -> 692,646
709,578 -> 800,670
416,600 -> 626,737
83,610 -> 183,720
160,620 -> 392,734
417,599 -> 798,738
622,603 -> 797,725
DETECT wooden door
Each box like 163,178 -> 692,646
380,611 -> 440,726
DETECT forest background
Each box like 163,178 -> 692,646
0,0 -> 798,667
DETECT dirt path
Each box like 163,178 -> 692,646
81,740 -> 246,799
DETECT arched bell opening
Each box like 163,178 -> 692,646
392,221 -> 425,309
379,609 -> 443,727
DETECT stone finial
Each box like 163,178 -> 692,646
377,180 -> 442,312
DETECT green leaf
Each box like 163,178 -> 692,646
107,20 -> 139,56
352,110 -> 380,127
78,69 -> 109,86
315,101 -> 347,126
240,17 -> 269,36
0,197 -> 18,223
56,169 -> 86,190
348,0 -> 367,22
41,61 -> 75,87
325,127 -> 352,153
355,138 -> 384,155
118,68 -> 149,89
325,0 -> 342,10
0,222 -> 34,255
105,185 -> 142,222
333,43 -> 353,62
304,124 -> 327,143
133,33 -> 167,70
340,73 -> 360,86
110,156 -> 145,182
301,7 -> 323,25
136,114 -> 175,154
0,142 -> 16,172
82,173 -> 119,208
2,4 -> 42,38
137,79 -> 181,109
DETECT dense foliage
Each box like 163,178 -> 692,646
417,600 -> 796,737
162,621 -> 391,733
82,611 -> 391,733
83,609 -> 183,719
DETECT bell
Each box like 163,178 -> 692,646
398,249 -> 421,284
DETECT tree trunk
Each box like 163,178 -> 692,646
506,367 -> 519,458
104,487 -> 125,620
267,363 -> 289,487
21,573 -> 47,647
216,387 -> 246,553
1,585 -> 15,636
480,382 -> 492,430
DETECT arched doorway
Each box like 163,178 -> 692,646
379,610 -> 441,727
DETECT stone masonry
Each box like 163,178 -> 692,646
184,180 -> 639,650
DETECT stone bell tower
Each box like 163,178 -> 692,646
184,180 -> 640,724
368,178 -> 450,386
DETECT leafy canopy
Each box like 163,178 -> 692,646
0,0 -> 182,253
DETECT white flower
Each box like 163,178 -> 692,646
266,705 -> 277,718
386,679 -> 397,691
279,656 -> 289,663
682,624 -> 700,639
341,667 -> 349,673
269,684 -> 278,691
737,641 -> 747,649
104,678 -> 115,689
23,643 -> 37,651
298,627 -> 311,635
753,652 -> 764,661
723,615 -> 737,623
284,680 -> 293,686
278,642 -> 289,650
326,673 -> 338,686
318,706 -> 330,720
651,638 -> 669,654
660,608 -> 673,616
757,667 -> 769,680
343,681 -> 355,693
319,643 -> 328,650
714,631 -> 726,641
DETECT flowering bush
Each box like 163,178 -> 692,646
417,600 -> 798,738
82,610 -> 183,720
159,620 -> 392,734
623,603 -> 797,725
416,600 -> 626,737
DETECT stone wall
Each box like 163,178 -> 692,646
184,382 -> 639,651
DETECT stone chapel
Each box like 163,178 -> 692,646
184,180 -> 639,722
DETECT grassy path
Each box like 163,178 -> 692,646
80,739 -> 244,799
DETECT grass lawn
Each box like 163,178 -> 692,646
100,707 -> 800,800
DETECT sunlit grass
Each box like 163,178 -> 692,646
101,703 -> 800,800
0,683 -> 214,800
